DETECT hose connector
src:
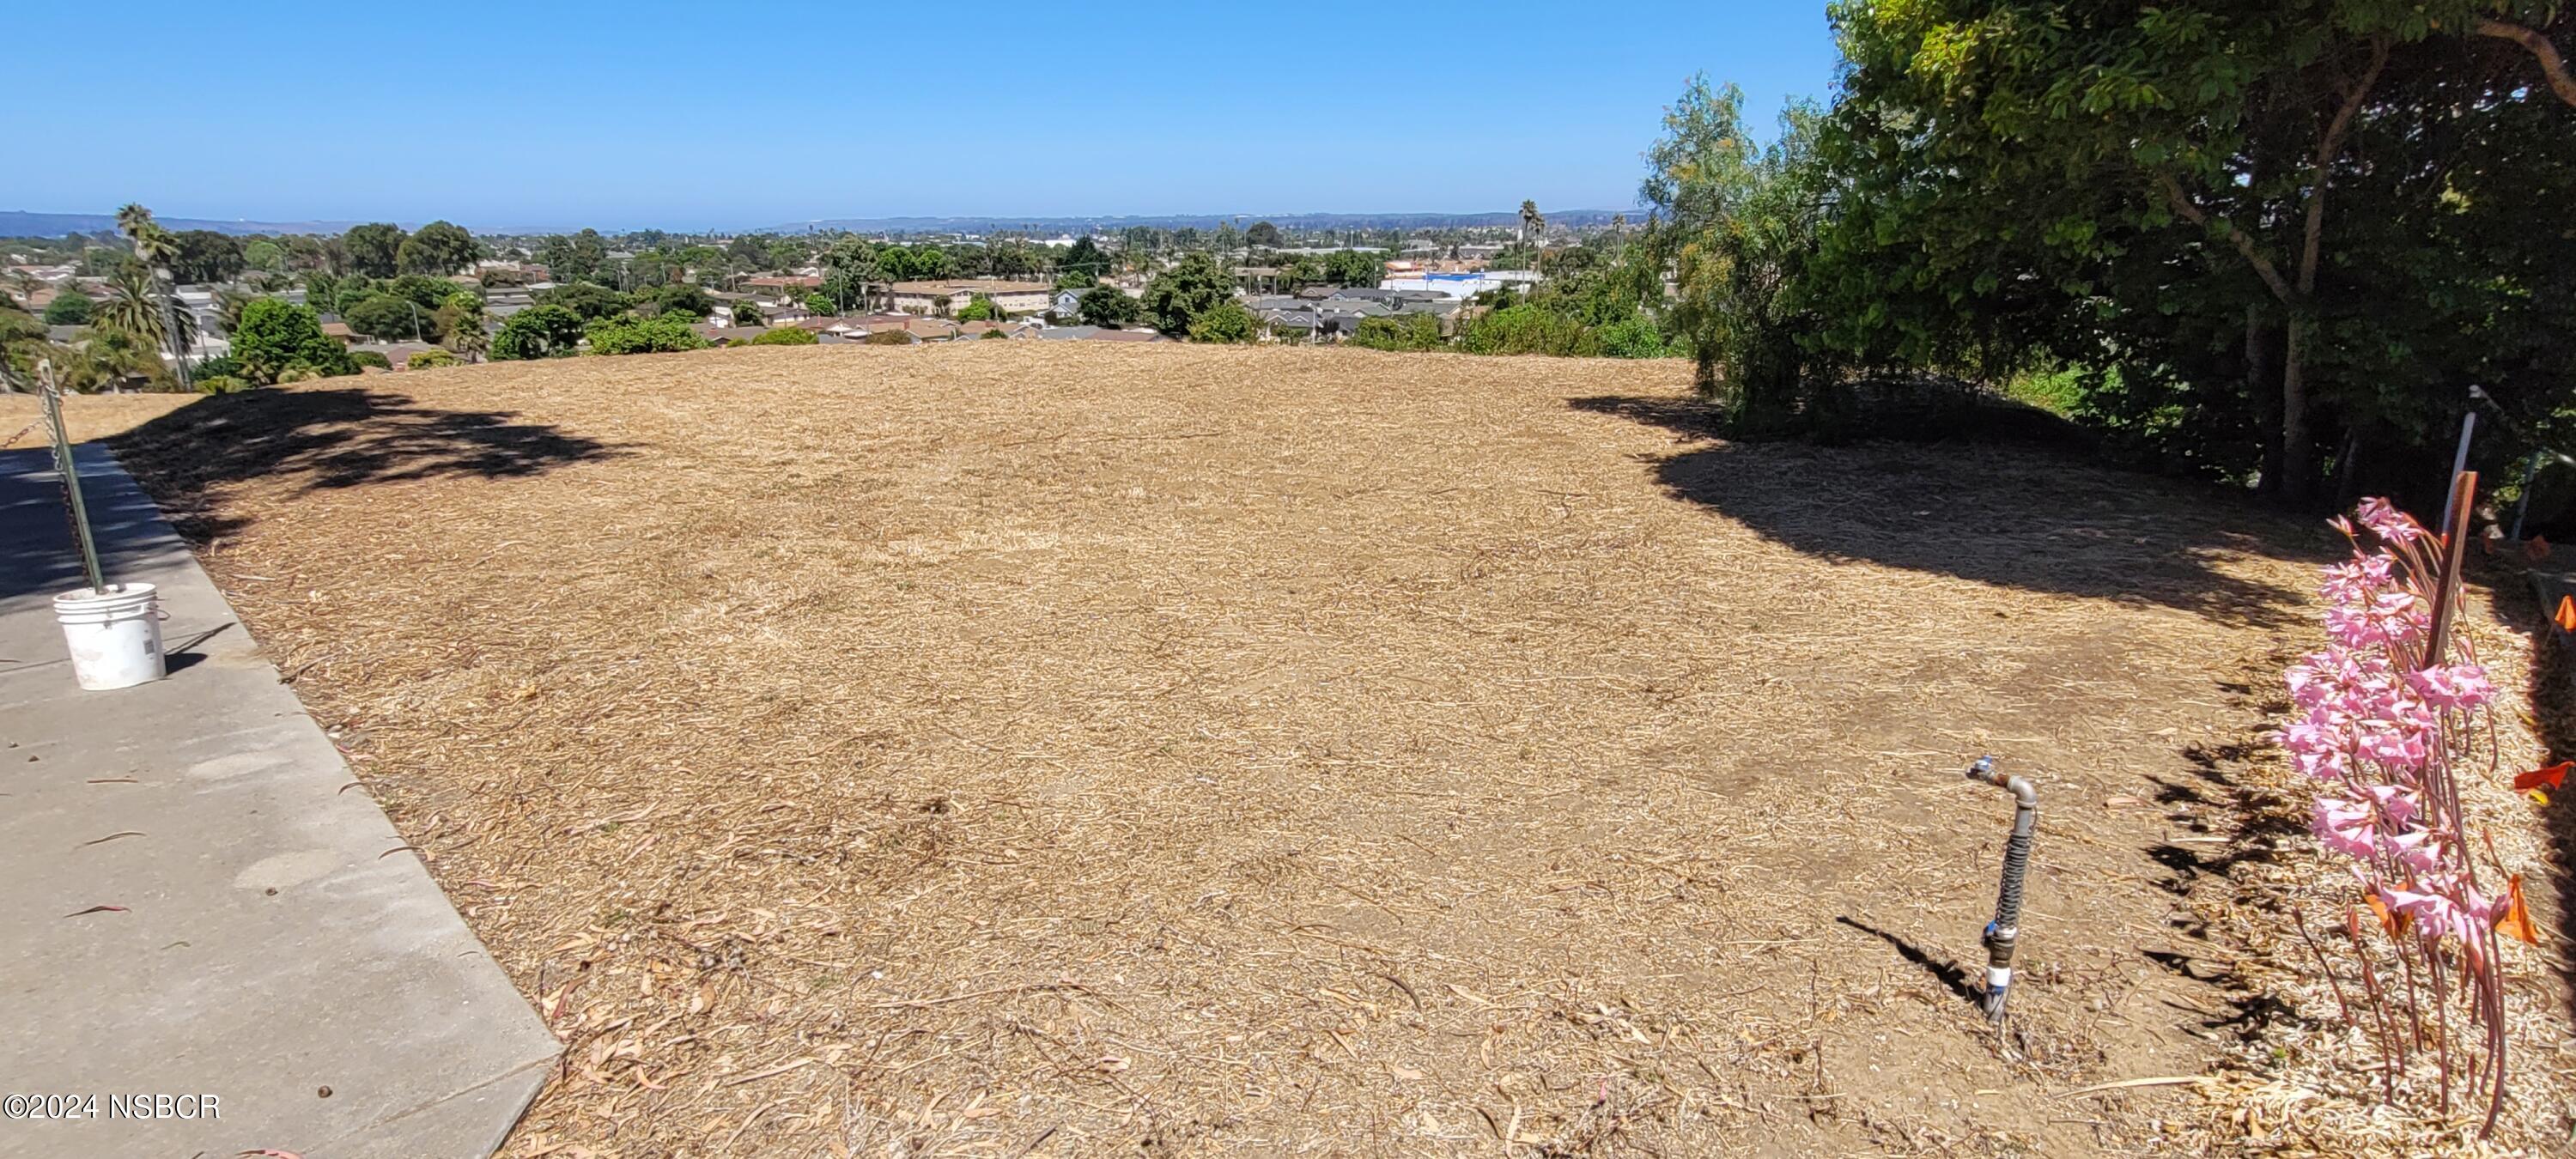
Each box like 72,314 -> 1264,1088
1963,755 -> 2038,1022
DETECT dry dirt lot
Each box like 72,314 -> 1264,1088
70,344 -> 2569,1154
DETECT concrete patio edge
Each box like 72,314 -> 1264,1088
0,443 -> 559,1159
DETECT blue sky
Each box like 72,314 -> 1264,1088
3,2 -> 1841,231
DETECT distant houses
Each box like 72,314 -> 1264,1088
888,278 -> 1053,318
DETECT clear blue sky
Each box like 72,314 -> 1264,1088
3,2 -> 1841,231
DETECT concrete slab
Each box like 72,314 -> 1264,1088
0,444 -> 556,1158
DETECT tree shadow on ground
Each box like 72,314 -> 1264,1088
1568,395 -> 2319,628
107,387 -> 627,544
2482,562 -> 2576,1037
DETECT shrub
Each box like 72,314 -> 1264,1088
585,313 -> 710,355
534,281 -> 632,321
349,350 -> 393,370
407,348 -> 461,369
1595,316 -> 1671,359
979,328 -> 1010,339
863,330 -> 913,345
191,353 -> 243,379
233,298 -> 356,383
1349,313 -> 1443,352
748,326 -> 818,346
491,304 -> 586,360
193,375 -> 251,395
42,293 -> 93,325
276,363 -> 324,383
1187,300 -> 1258,344
1461,303 -> 1600,356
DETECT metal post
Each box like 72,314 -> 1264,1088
2512,449 -> 2546,542
39,361 -> 107,594
2440,410 -> 2476,535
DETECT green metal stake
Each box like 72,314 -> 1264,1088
38,361 -> 108,595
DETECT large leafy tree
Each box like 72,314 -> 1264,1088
1141,253 -> 1232,335
1054,236 -> 1113,283
1642,79 -> 1833,426
342,222 -> 407,278
1078,286 -> 1143,328
398,220 -> 477,275
1321,249 -> 1387,288
491,304 -> 586,360
168,230 -> 245,283
1814,0 -> 2576,501
537,228 -> 609,282
232,297 -> 355,383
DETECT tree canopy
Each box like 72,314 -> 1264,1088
491,304 -> 586,360
398,220 -> 477,276
1142,253 -> 1232,335
232,298 -> 355,383
342,222 -> 406,278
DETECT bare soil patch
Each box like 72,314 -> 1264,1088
98,344 -> 2564,1153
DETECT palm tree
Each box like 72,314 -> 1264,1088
1519,200 -> 1542,247
113,203 -> 191,391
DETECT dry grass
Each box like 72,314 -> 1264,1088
95,343 -> 2575,1155
0,391 -> 194,447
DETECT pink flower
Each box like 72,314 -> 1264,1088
2314,796 -> 2377,860
2290,747 -> 2350,780
2361,784 -> 2418,827
2381,828 -> 2441,874
2319,552 -> 2397,606
2355,497 -> 2424,545
2406,663 -> 2494,712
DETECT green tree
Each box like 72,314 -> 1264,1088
232,297 -> 355,383
490,304 -> 586,360
42,292 -> 93,325
1187,300 -> 1257,343
1054,235 -> 1113,283
169,230 -> 246,283
536,281 -> 634,321
397,220 -> 477,276
645,282 -> 714,319
1142,253 -> 1232,335
343,294 -> 428,340
1816,0 -> 2576,500
803,291 -> 835,315
1246,221 -> 1284,248
955,294 -> 998,321
1078,286 -> 1143,328
730,299 -> 764,326
114,204 -> 192,391
585,313 -> 711,355
342,222 -> 407,278
748,325 -> 818,345
1641,77 -> 1830,428
242,239 -> 283,273
537,228 -> 608,282
1321,249 -> 1386,288
95,260 -> 193,354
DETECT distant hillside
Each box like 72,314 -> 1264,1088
0,210 -> 372,239
4,207 -> 1641,241
755,209 -> 1639,235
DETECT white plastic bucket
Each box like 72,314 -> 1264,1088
53,583 -> 166,690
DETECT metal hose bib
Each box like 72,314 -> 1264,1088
1965,756 -> 2037,1022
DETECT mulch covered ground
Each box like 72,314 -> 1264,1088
79,343 -> 2574,1155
